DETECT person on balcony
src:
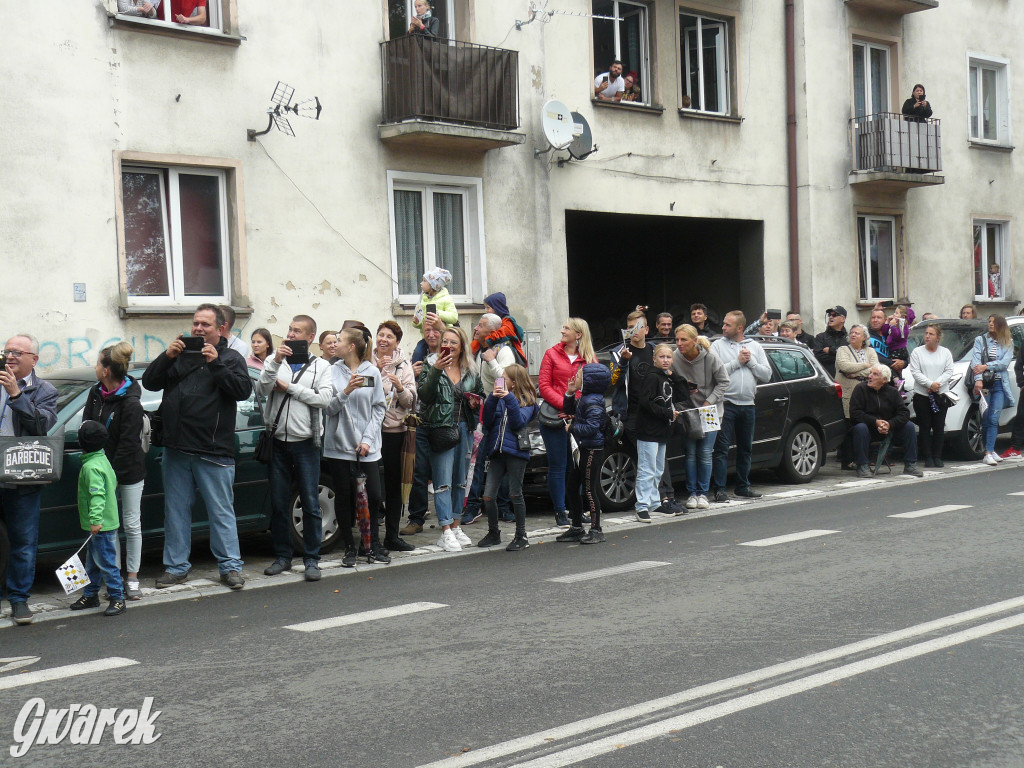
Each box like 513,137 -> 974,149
408,0 -> 440,37
902,84 -> 933,122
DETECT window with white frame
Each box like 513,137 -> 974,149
388,171 -> 485,304
116,0 -> 224,32
592,1 -> 651,106
388,0 -> 455,40
969,56 -> 1010,145
857,215 -> 897,301
679,10 -> 731,114
852,41 -> 891,118
974,220 -> 1008,300
121,165 -> 230,304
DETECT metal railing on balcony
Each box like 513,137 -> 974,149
851,112 -> 942,173
381,36 -> 519,132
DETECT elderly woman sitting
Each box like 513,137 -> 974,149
848,364 -> 922,479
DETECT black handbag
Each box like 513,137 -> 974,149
981,339 -> 997,388
539,401 -> 565,428
0,431 -> 65,484
256,361 -> 313,464
426,423 -> 461,452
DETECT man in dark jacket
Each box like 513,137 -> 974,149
0,334 -> 58,625
849,364 -> 922,478
786,311 -> 816,347
142,304 -> 252,591
814,305 -> 849,377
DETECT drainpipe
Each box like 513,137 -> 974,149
785,0 -> 800,311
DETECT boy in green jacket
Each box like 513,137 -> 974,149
70,420 -> 126,616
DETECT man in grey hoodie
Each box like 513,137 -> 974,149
710,311 -> 772,502
255,315 -> 334,582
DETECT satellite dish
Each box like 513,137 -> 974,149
541,99 -> 574,150
568,112 -> 595,160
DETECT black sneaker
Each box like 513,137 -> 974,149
368,544 -> 391,565
505,536 -> 530,552
555,526 -> 586,542
304,563 -> 322,581
70,594 -> 101,611
383,537 -> 416,552
104,599 -> 126,617
154,571 -> 190,589
903,462 -> 924,478
735,487 -> 763,499
554,511 -> 571,529
11,602 -> 33,625
712,490 -> 730,504
579,529 -> 606,544
477,530 -> 502,547
341,545 -> 357,567
635,509 -> 652,523
856,464 -> 871,478
264,559 -> 292,576
220,571 -> 245,590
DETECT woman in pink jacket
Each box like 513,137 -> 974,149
538,318 -> 598,528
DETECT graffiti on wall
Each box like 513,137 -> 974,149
36,335 -> 171,370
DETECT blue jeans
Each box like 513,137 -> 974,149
983,381 -> 1006,453
686,431 -> 716,495
0,487 -> 41,605
428,439 -> 459,528
635,440 -> 666,512
84,530 -> 123,600
851,420 -> 917,465
162,448 -> 244,576
451,422 -> 471,518
464,426 -> 511,520
269,438 -> 322,564
407,428 -> 432,525
712,402 -> 756,492
540,423 -> 569,513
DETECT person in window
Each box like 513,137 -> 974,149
594,60 -> 625,102
988,263 -> 1002,298
901,84 -> 932,122
620,72 -> 642,103
117,0 -> 160,18
408,0 -> 440,37
247,328 -> 272,370
172,0 -> 206,26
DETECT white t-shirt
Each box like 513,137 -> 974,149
594,73 -> 625,100
226,333 -> 251,359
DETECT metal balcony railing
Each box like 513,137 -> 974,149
851,112 -> 942,173
381,36 -> 520,132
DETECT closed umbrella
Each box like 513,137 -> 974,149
400,416 -> 418,512
355,471 -> 371,552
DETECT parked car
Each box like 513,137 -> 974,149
904,317 -> 1023,459
0,364 -> 343,568
522,337 -> 847,511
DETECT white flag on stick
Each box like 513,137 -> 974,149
55,535 -> 92,595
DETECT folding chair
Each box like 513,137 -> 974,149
871,434 -> 893,477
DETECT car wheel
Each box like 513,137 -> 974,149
289,473 -> 342,555
953,404 -> 984,460
598,447 -> 637,512
0,520 -> 8,592
778,422 -> 823,483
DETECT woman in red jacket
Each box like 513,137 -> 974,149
538,318 -> 598,528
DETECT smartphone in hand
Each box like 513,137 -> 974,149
494,377 -> 505,391
182,335 -> 204,354
426,303 -> 437,316
287,339 -> 310,364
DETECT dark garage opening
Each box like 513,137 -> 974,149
565,210 -> 766,348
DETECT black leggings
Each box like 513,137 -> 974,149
326,457 -> 382,548
566,447 -> 603,529
912,393 -> 948,461
379,432 -> 405,541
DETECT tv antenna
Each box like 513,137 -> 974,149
247,81 -> 323,141
516,1 -> 621,30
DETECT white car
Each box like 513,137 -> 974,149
904,318 -> 1022,459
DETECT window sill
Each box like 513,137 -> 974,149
591,100 -> 665,116
108,13 -> 244,46
973,298 -> 1017,306
678,109 -> 743,125
392,301 -> 486,318
119,305 -> 253,320
856,300 -> 894,309
968,140 -> 1014,153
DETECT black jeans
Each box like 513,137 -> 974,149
379,432 -> 405,542
483,454 -> 528,538
912,393 -> 948,462
566,447 -> 603,529
326,457 -> 382,549
269,438 -> 322,563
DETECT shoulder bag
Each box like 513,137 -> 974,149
538,400 -> 565,428
981,338 -> 997,389
255,361 -> 313,464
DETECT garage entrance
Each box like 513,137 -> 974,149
565,210 -> 765,348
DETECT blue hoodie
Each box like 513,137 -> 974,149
482,394 -> 538,460
563,363 -> 611,450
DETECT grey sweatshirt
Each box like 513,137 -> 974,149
324,360 -> 387,462
671,346 -> 731,416
255,356 -> 334,446
709,336 -> 772,406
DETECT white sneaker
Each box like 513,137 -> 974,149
696,495 -> 710,510
983,452 -> 998,466
685,495 -> 698,510
438,529 -> 462,552
452,526 -> 472,547
994,452 -> 1004,462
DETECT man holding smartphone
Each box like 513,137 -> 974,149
594,60 -> 625,101
255,315 -> 334,582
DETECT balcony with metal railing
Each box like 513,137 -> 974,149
379,35 -> 525,152
844,0 -> 937,15
849,112 -> 945,190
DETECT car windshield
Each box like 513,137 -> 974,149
907,324 -> 981,362
49,379 -> 94,410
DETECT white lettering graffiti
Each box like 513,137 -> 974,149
10,697 -> 161,757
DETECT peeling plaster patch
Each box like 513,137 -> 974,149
285,281 -> 296,290
42,311 -> 69,324
531,65 -> 543,91
359,274 -> 367,282
334,288 -> 341,296
312,302 -> 320,309
267,315 -> 277,325
270,296 -> 280,307
317,280 -> 331,293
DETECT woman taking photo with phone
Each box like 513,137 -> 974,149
418,326 -> 481,552
972,314 -> 1014,466
325,327 -> 390,566
538,318 -> 598,528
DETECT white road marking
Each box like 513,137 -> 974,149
766,489 -> 818,499
511,611 -> 1024,768
283,602 -> 447,633
0,656 -> 40,674
412,593 -> 1024,768
0,657 -> 138,691
1007,491 -> 1024,496
738,529 -> 839,547
889,504 -> 971,519
547,561 -> 671,584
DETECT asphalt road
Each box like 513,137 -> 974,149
2,466 -> 1024,767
